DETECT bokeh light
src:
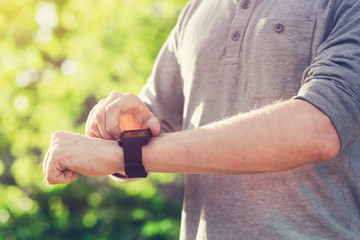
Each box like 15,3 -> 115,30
0,209 -> 10,224
0,0 -> 186,239
14,96 -> 29,111
61,59 -> 78,76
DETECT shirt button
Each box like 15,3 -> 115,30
241,1 -> 250,9
231,31 -> 240,41
274,23 -> 284,33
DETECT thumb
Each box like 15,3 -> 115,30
146,117 -> 161,137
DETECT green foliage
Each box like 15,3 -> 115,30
0,0 -> 187,239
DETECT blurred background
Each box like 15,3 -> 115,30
0,0 -> 187,239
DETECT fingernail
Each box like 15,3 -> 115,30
148,119 -> 156,129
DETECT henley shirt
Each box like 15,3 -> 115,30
136,0 -> 360,239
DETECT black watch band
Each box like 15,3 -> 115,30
122,140 -> 147,178
117,129 -> 152,178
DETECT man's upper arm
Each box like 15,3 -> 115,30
295,1 -> 360,150
138,1 -> 197,133
138,29 -> 184,133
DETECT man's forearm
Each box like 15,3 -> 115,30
142,99 -> 340,175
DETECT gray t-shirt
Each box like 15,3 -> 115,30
138,0 -> 360,239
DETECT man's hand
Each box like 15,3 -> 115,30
43,131 -> 123,185
85,91 -> 161,140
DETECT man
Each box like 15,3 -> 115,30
44,0 -> 360,239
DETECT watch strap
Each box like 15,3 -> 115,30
122,140 -> 147,178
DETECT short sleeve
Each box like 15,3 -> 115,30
138,1 -> 197,133
294,1 -> 360,150
138,28 -> 184,133
110,1 -> 195,183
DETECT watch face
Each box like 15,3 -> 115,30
121,129 -> 150,138
119,129 -> 152,147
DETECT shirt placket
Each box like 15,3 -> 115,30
224,0 -> 258,64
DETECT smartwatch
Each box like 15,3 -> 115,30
118,128 -> 152,178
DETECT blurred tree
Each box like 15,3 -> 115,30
0,0 -> 187,239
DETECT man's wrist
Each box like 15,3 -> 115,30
94,138 -> 125,176
118,129 -> 151,178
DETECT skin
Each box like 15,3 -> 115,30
43,91 -> 340,185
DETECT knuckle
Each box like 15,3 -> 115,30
94,111 -> 104,122
109,91 -> 122,98
124,93 -> 143,109
89,121 -> 98,131
52,130 -> 63,138
85,128 -> 93,136
46,175 -> 55,185
105,103 -> 115,112
51,145 -> 61,155
48,148 -> 61,163
106,124 -> 117,134
124,92 -> 136,100
51,130 -> 64,142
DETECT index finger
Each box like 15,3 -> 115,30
105,93 -> 157,138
